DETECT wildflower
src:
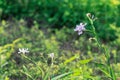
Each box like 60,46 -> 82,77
74,23 -> 87,35
49,53 -> 54,59
18,48 -> 29,54
48,53 -> 54,65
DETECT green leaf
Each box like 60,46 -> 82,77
98,67 -> 111,78
21,65 -> 35,80
43,67 -> 51,80
51,72 -> 73,80
94,62 -> 111,78
20,70 -> 34,80
64,54 -> 79,64
22,55 -> 44,78
109,66 -> 117,80
93,62 -> 107,67
79,59 -> 92,64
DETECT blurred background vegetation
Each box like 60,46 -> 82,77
0,0 -> 120,80
0,0 -> 120,41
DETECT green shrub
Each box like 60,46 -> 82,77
0,0 -> 119,41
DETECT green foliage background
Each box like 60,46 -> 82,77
0,0 -> 120,41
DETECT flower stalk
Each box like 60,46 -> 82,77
86,13 -> 116,80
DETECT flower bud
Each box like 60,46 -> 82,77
86,13 -> 91,18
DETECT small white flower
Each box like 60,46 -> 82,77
49,53 -> 54,65
18,48 -> 29,54
49,53 -> 54,59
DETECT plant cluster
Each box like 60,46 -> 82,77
0,13 -> 120,79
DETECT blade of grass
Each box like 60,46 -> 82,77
51,72 -> 73,80
22,54 -> 44,78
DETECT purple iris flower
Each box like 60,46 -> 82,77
74,23 -> 87,35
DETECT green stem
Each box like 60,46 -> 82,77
89,19 -> 101,49
88,18 -> 116,80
